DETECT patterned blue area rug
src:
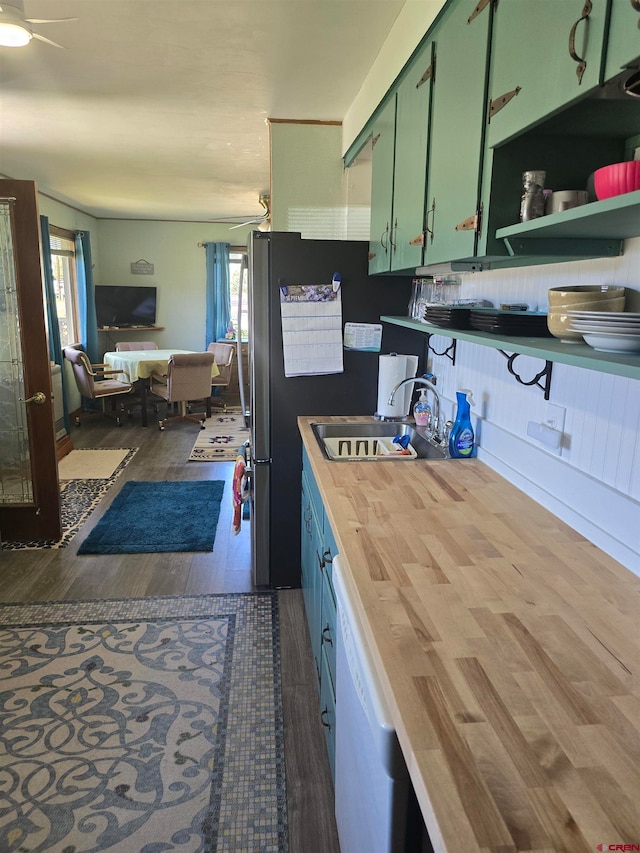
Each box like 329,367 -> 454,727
78,480 -> 224,555
0,593 -> 288,852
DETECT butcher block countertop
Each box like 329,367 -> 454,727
298,416 -> 640,853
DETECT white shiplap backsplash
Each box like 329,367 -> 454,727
422,236 -> 640,575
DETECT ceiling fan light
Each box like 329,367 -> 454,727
0,21 -> 31,46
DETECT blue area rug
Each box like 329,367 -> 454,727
0,593 -> 288,852
78,480 -> 224,554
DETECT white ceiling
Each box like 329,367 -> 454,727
0,0 -> 408,223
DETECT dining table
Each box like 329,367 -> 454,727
103,349 -> 219,427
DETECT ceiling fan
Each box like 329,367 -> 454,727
210,193 -> 271,231
0,1 -> 77,48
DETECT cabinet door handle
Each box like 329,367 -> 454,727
322,625 -> 334,647
631,0 -> 640,12
321,707 -> 332,730
568,0 -> 592,84
390,217 -> 398,253
322,548 -> 333,565
380,223 -> 389,254
425,198 -> 436,245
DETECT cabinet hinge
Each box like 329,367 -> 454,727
489,86 -> 521,120
468,0 -> 492,24
371,133 -> 381,148
368,252 -> 377,261
455,214 -> 478,233
416,62 -> 434,89
409,233 -> 425,246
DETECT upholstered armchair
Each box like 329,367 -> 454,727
207,342 -> 235,411
150,351 -> 216,430
63,345 -> 134,426
115,341 -> 158,351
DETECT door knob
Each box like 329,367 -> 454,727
19,391 -> 47,405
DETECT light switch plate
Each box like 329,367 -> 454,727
545,404 -> 566,435
527,420 -> 563,453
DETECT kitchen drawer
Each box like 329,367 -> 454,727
321,567 -> 337,694
320,648 -> 336,784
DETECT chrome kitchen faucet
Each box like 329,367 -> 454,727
388,376 -> 443,443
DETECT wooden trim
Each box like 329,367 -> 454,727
267,118 -> 342,126
56,432 -> 74,462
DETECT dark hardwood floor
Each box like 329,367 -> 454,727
0,413 -> 340,853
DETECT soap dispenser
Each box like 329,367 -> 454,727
449,390 -> 475,458
413,388 -> 431,427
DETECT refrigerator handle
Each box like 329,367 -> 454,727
237,254 -> 248,422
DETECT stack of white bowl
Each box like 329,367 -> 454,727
547,285 -> 626,342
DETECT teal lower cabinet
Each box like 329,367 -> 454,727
319,646 -> 336,782
301,448 -> 338,782
301,467 -> 323,683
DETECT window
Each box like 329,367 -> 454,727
229,250 -> 248,340
49,228 -> 78,347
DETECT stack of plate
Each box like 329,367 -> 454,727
469,309 -> 552,337
566,311 -> 640,353
423,306 -> 473,329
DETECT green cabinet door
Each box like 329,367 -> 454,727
300,467 -> 323,685
604,0 -> 640,79
368,97 -> 397,274
390,42 -> 434,272
488,0 -> 609,148
424,0 -> 492,264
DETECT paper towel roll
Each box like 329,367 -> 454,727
375,353 -> 419,419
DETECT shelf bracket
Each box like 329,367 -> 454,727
427,333 -> 457,365
498,350 -> 553,400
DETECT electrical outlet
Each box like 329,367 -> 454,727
545,404 -> 565,434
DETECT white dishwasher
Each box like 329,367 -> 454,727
333,555 -> 410,853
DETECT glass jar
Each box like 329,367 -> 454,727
520,170 -> 546,222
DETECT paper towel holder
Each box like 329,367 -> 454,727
374,352 -> 419,422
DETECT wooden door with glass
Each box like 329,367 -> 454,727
0,180 -> 61,543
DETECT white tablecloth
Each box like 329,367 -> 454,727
103,350 -> 219,382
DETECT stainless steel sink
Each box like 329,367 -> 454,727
311,421 -> 448,461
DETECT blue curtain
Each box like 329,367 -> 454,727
75,230 -> 99,364
205,242 -> 231,346
40,215 -> 71,435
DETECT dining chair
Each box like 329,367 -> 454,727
115,341 -> 158,351
207,342 -> 235,411
150,352 -> 216,430
63,345 -> 134,427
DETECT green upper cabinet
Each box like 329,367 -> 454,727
390,42 -> 434,271
422,0 -> 493,265
368,97 -> 397,275
368,42 -> 433,274
487,0 -> 609,148
604,0 -> 640,80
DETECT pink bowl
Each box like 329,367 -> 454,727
594,161 -> 640,200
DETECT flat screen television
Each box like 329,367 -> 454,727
95,285 -> 157,327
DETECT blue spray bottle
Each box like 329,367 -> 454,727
449,390 -> 475,458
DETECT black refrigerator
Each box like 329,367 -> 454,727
247,231 -> 426,588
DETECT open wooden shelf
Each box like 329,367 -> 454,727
381,315 -> 640,381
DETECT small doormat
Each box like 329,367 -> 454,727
189,408 -> 249,462
0,592 -> 288,852
2,448 -> 138,551
59,447 -> 131,480
78,480 -> 225,554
